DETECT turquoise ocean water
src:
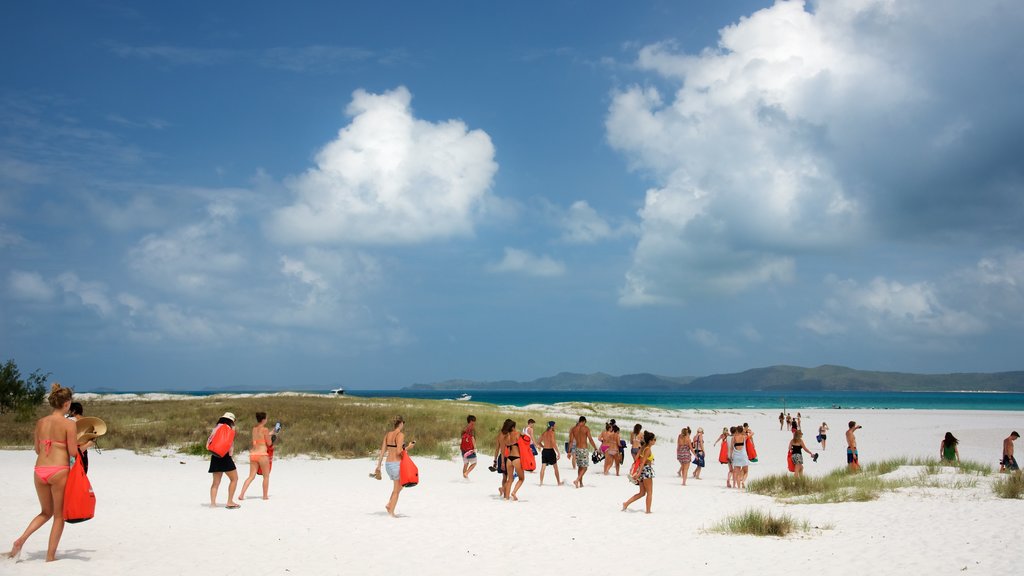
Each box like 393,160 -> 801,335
111,389 -> 1024,411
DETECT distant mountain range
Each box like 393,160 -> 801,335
406,365 -> 1024,392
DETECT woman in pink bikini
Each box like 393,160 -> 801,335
7,383 -> 77,563
238,411 -> 273,500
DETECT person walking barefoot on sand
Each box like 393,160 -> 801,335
714,427 -> 734,488
6,383 -> 77,563
461,415 -> 478,479
538,421 -> 562,486
676,427 -> 692,485
630,424 -> 643,463
818,422 -> 829,450
691,427 -> 705,480
940,432 -> 960,463
622,431 -> 656,513
731,425 -> 749,489
208,412 -> 240,509
569,416 -> 598,488
604,425 -> 622,475
1000,431 -> 1019,473
495,419 -> 525,500
375,416 -> 416,517
847,421 -> 863,471
789,431 -> 818,478
238,412 -> 273,500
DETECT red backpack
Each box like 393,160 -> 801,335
460,430 -> 474,452
206,423 -> 235,457
64,454 -> 95,523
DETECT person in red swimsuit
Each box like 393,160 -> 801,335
6,382 -> 78,563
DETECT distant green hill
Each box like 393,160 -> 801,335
406,365 -> 1024,392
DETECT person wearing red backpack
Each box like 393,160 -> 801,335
207,412 -> 240,509
461,415 -> 477,479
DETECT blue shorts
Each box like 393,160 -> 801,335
847,448 -> 859,464
385,461 -> 400,481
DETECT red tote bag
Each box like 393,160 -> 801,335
64,455 -> 95,523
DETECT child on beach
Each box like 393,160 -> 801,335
208,412 -> 240,509
375,416 -> 416,517
622,431 -> 656,513
6,383 -> 77,563
238,412 -> 273,501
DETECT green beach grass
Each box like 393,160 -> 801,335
710,508 -> 810,537
0,394 -> 573,460
992,472 -> 1024,499
746,457 -> 992,504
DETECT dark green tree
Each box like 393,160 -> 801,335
0,359 -> 50,420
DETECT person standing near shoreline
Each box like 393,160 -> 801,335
538,421 -> 562,486
375,416 -> 416,517
6,383 -> 77,563
630,424 -> 643,463
622,431 -> 656,513
846,421 -> 863,471
691,427 -> 705,480
238,412 -> 273,501
208,412 -> 240,509
1002,431 -> 1019,472
569,416 -> 598,488
818,422 -> 829,450
461,415 -> 477,479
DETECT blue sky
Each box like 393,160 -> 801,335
2,0 -> 1022,391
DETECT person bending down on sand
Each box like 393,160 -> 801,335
7,383 -> 77,563
630,424 -> 643,463
846,421 -> 863,471
676,427 -> 692,485
375,416 -> 415,517
622,431 -> 656,513
730,425 -> 750,489
789,431 -> 818,478
604,424 -> 622,476
1001,431 -> 1019,473
691,427 -> 705,480
209,412 -> 240,509
238,412 -> 273,500
939,432 -> 960,464
461,415 -> 477,479
538,421 -> 562,486
569,416 -> 598,488
495,419 -> 525,500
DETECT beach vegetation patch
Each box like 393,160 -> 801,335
0,393 -> 570,460
711,509 -> 809,537
992,473 -> 1024,499
0,359 -> 49,421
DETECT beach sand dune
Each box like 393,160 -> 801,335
1,408 -> 1021,575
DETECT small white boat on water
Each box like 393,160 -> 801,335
330,387 -> 345,396
455,393 -> 472,401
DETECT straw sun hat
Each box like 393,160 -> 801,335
76,416 -> 108,442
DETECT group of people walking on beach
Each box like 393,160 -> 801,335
7,387 -> 1024,562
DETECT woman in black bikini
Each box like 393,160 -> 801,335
494,419 -> 524,501
374,416 -> 415,517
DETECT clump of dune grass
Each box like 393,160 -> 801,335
748,456 -> 991,503
0,394 -> 570,460
992,473 -> 1024,499
711,509 -> 809,537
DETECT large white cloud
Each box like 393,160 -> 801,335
608,0 -> 1024,305
270,86 -> 498,245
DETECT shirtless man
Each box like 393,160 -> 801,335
1002,431 -> 1020,472
569,416 -> 598,488
846,421 -> 863,471
538,421 -> 562,486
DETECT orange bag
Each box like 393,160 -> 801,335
518,435 -> 537,472
399,450 -> 419,487
64,454 -> 95,523
745,436 -> 758,462
206,423 -> 235,457
718,440 -> 730,464
787,450 -> 796,473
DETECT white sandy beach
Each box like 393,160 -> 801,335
2,407 -> 1022,575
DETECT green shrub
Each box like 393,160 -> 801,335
993,473 -> 1024,499
712,509 -> 807,537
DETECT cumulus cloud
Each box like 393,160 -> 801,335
608,0 -> 1024,305
56,272 -> 114,317
8,270 -> 55,302
801,250 -> 1024,341
560,200 -> 634,244
269,87 -> 498,245
489,248 -> 566,277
